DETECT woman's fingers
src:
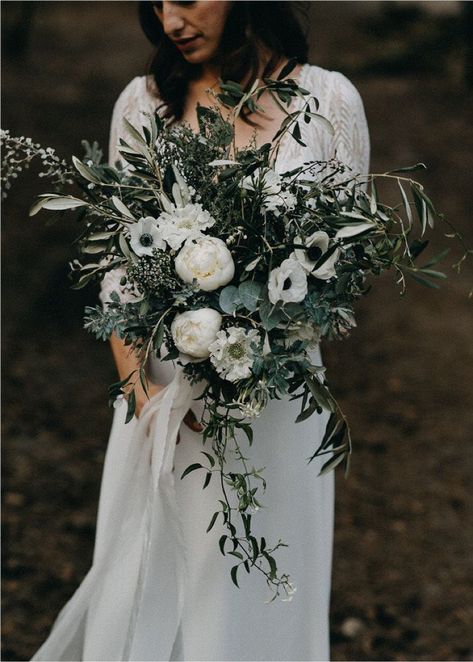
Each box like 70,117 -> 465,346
183,409 -> 203,433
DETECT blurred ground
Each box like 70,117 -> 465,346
1,2 -> 472,660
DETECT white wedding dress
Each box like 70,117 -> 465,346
31,63 -> 369,662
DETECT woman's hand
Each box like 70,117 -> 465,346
133,380 -> 203,443
108,332 -> 203,444
134,380 -> 165,419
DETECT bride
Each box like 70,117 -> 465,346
32,1 -> 369,660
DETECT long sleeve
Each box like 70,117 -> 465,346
99,78 -> 148,306
328,71 -> 371,179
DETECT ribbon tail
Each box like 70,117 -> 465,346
124,367 -> 194,660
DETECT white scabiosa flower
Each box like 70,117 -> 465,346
157,203 -> 216,251
268,258 -> 308,305
292,231 -> 340,280
209,326 -> 260,382
175,236 -> 235,291
128,216 -> 165,256
171,308 -> 222,359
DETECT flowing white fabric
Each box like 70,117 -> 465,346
31,63 -> 370,662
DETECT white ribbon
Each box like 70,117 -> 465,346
31,367 -> 195,661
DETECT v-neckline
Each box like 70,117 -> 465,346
158,62 -> 311,162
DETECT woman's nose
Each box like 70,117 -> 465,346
161,3 -> 186,36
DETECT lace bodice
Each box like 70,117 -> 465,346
100,63 -> 370,304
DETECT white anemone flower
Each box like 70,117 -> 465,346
268,258 -> 308,305
209,327 -> 260,382
128,216 -> 165,256
292,231 -> 340,280
157,202 -> 216,251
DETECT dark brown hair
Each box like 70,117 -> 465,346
138,1 -> 310,125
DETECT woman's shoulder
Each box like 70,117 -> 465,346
111,75 -> 162,119
301,63 -> 365,112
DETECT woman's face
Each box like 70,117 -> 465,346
153,1 -> 233,65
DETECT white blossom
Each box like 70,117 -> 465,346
291,231 -> 340,280
209,327 -> 260,382
171,308 -> 222,359
157,202 -> 216,251
268,258 -> 308,305
240,167 -> 297,216
175,236 -> 235,291
128,216 -> 165,256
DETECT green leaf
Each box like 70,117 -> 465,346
421,248 -> 450,269
228,550 -> 244,560
202,472 -> 212,489
30,196 -> 87,215
72,156 -> 102,184
259,299 -> 282,331
409,239 -> 429,260
152,322 -> 165,351
305,112 -> 335,136
386,163 -> 427,175
319,451 -> 346,475
262,551 -> 277,579
123,118 -> 147,147
277,57 -> 298,80
219,534 -> 228,555
111,196 -> 135,219
239,423 -> 253,447
238,280 -> 263,312
219,285 -> 240,314
410,273 -> 440,289
180,463 -> 203,480
231,564 -> 240,588
125,390 -> 136,424
206,510 -> 219,533
398,180 -> 412,227
201,451 -> 215,467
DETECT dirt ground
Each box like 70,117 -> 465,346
2,2 -> 472,661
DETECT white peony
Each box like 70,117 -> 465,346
171,308 -> 222,359
128,216 -> 165,256
209,326 -> 260,382
157,202 -> 216,251
175,236 -> 235,291
292,231 -> 340,280
268,258 -> 308,305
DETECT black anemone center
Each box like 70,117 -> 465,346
140,232 -> 154,247
307,246 -> 323,262
282,277 -> 292,291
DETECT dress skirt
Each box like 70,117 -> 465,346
31,344 -> 334,661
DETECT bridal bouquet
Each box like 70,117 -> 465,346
2,60 -> 468,600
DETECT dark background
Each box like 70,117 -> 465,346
2,2 -> 472,660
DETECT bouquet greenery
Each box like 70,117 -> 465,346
1,60 -> 468,600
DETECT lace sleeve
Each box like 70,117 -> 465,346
99,78 -> 144,306
328,71 -> 370,186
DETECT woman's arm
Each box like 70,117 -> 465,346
109,331 -> 164,418
109,331 -> 202,433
